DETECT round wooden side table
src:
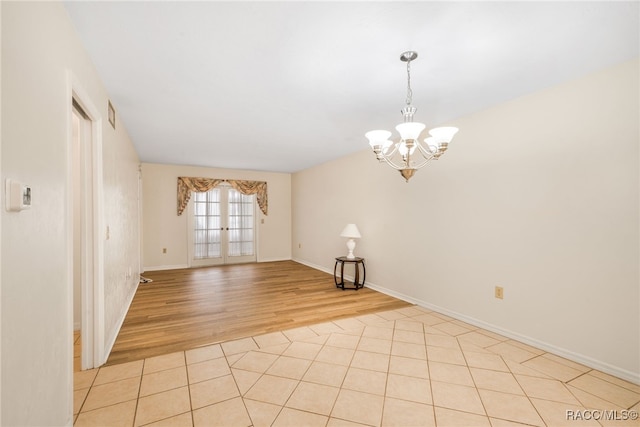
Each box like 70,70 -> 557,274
333,257 -> 366,290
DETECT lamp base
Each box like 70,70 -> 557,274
346,239 -> 356,259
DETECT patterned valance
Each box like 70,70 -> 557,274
177,177 -> 268,216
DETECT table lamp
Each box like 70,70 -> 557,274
340,224 -> 361,259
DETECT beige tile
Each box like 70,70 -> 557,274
412,313 -> 448,326
395,306 -> 426,317
332,317 -> 367,332
266,355 -> 312,380
143,352 -> 185,375
393,329 -> 426,345
326,333 -> 361,350
432,321 -> 472,336
316,345 -> 355,366
134,386 -> 191,427
221,337 -> 258,355
489,418 -> 539,427
475,329 -> 509,342
429,361 -> 474,387
430,312 -> 455,321
225,352 -> 246,365
326,418 -> 371,427
589,370 -> 640,394
244,399 -> 281,427
516,374 -> 581,405
140,366 -> 188,397
188,356 -> 231,383
286,381 -> 340,415
282,326 -> 318,341
303,361 -> 348,387
230,350 -> 277,374
74,400 -> 137,427
470,368 -> 524,395
395,319 -> 425,332
272,407 -> 328,427
458,341 -> 492,354
506,339 -> 545,355
331,389 -> 384,426
389,355 -> 429,379
256,342 -> 290,356
231,368 -> 261,395
192,396 -> 251,427
523,355 -> 584,382
74,387 -> 90,415
93,360 -> 143,385
478,389 -> 544,426
431,381 -> 485,415
362,325 -> 394,340
569,373 -> 640,408
82,376 -> 140,412
342,367 -> 387,395
354,313 -> 388,325
457,331 -> 501,348
303,334 -> 330,345
282,341 -> 323,360
423,325 -> 451,336
309,321 -> 345,335
542,353 -> 590,373
253,331 -> 290,348
425,334 -> 459,349
377,310 -> 407,321
391,341 -> 427,360
357,336 -> 392,354
382,397 -> 436,426
244,374 -> 299,405
434,406 -> 491,427
531,398 -> 600,427
427,346 -> 465,365
189,374 -> 239,409
503,359 -> 552,379
487,341 -> 538,363
566,384 -> 626,411
386,373 -> 432,404
185,344 -> 223,365
74,368 -> 99,390
463,351 -> 509,371
143,412 -> 193,427
350,350 -> 389,372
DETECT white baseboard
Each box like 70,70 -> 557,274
258,257 -> 292,263
294,258 -> 640,385
102,278 -> 139,364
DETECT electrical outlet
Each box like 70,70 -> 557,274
495,286 -> 504,299
162,248 -> 167,254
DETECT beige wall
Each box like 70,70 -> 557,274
1,2 -> 141,424
293,59 -> 639,382
142,163 -> 291,270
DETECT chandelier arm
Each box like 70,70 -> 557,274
377,152 -> 414,171
415,142 -> 437,158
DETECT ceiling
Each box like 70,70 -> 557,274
64,1 -> 639,173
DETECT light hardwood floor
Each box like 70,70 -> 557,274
107,260 -> 411,365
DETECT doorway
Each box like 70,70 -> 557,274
188,184 -> 257,266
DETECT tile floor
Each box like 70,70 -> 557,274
73,306 -> 640,426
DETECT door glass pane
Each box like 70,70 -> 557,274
193,188 -> 221,259
227,189 -> 254,257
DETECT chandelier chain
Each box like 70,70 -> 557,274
405,58 -> 413,106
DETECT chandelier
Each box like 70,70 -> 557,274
365,51 -> 458,182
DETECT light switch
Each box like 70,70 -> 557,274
5,179 -> 31,212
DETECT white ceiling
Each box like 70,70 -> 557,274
64,1 -> 639,173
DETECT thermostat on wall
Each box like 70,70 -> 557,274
5,179 -> 31,212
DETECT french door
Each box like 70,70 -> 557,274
188,184 -> 256,266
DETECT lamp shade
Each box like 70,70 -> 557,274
396,122 -> 426,140
365,130 -> 392,148
340,224 -> 361,239
428,126 -> 458,144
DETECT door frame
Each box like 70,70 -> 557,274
67,72 -> 105,370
